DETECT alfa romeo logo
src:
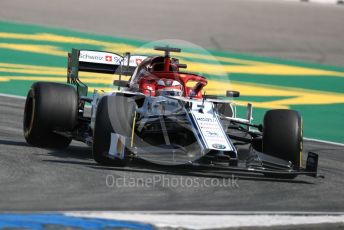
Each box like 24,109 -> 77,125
212,143 -> 226,149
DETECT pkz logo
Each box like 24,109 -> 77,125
212,143 -> 226,149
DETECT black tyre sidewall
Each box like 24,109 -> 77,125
263,109 -> 302,168
23,82 -> 78,149
93,95 -> 136,166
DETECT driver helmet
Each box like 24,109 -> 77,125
156,78 -> 183,96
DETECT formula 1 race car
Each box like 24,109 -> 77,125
23,46 -> 319,179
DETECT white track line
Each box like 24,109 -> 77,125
66,211 -> 344,229
0,93 -> 26,99
1,93 -> 343,146
304,138 -> 344,147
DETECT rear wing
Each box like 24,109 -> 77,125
67,48 -> 147,95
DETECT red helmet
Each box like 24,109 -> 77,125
156,78 -> 183,96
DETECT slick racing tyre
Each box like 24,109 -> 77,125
262,109 -> 303,173
23,82 -> 78,149
92,95 -> 136,166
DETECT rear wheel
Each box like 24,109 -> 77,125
23,82 -> 78,149
262,109 -> 303,178
92,95 -> 136,166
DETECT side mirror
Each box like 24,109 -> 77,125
113,80 -> 129,87
177,63 -> 187,69
226,90 -> 240,98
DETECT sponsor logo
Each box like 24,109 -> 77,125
79,53 -> 103,61
79,52 -> 122,64
206,131 -> 220,137
135,58 -> 143,65
212,143 -> 226,149
197,117 -> 215,122
105,55 -> 112,62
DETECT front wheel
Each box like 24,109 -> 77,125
262,109 -> 303,169
92,95 -> 136,166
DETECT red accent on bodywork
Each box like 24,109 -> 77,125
137,72 -> 207,98
164,57 -> 171,72
139,79 -> 156,96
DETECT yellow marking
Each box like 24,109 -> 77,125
82,80 -> 344,109
0,76 -> 117,84
0,32 -> 257,64
1,60 -> 344,109
0,67 -> 66,76
0,32 -> 131,49
0,31 -> 343,110
205,80 -> 344,109
131,111 -> 137,148
1,42 -> 343,78
88,86 -> 118,93
1,67 -> 344,109
186,62 -> 344,77
0,62 -> 129,79
0,33 -> 343,78
0,62 -> 64,71
0,43 -> 66,56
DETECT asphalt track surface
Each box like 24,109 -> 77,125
0,0 -> 344,213
1,0 -> 344,66
0,95 -> 343,211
